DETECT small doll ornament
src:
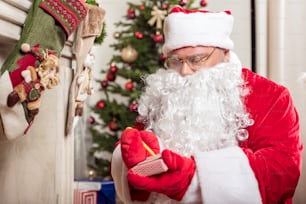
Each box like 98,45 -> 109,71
7,43 -> 60,120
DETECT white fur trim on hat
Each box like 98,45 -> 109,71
162,6 -> 234,56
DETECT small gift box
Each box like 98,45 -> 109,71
74,180 -> 115,204
74,181 -> 101,204
74,190 -> 97,204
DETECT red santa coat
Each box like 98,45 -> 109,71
241,68 -> 303,204
111,68 -> 303,204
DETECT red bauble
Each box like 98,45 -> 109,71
109,120 -> 119,131
88,116 -> 95,124
159,53 -> 166,62
134,115 -> 146,130
129,103 -> 138,112
135,31 -> 143,39
179,0 -> 188,6
153,33 -> 163,43
127,12 -> 136,19
96,101 -> 105,109
162,4 -> 169,9
139,5 -> 145,10
101,80 -> 108,88
125,81 -> 134,91
109,65 -> 118,73
200,0 -> 207,7
127,7 -> 134,13
106,73 -> 116,81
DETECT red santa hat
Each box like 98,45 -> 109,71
162,6 -> 234,56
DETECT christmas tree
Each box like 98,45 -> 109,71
88,0 -> 207,179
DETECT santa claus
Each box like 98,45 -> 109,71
111,6 -> 303,204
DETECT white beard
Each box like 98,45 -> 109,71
137,63 -> 254,156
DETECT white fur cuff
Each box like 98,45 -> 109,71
194,146 -> 262,204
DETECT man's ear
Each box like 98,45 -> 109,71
224,49 -> 230,62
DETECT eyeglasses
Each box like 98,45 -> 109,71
165,47 -> 216,71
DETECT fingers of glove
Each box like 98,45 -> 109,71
121,128 -> 147,168
127,171 -> 161,192
120,128 -> 140,146
139,130 -> 160,154
162,149 -> 194,172
161,150 -> 181,171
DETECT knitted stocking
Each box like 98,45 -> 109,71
0,0 -> 86,140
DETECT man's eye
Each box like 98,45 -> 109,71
169,58 -> 181,66
189,55 -> 204,64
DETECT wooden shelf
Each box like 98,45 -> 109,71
2,0 -> 32,11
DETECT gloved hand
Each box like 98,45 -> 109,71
121,127 -> 160,168
120,127 -> 160,201
127,149 -> 196,201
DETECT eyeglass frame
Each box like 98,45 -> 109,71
164,47 -> 217,71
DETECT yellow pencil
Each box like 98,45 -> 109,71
142,141 -> 156,156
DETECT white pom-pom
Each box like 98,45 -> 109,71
84,53 -> 95,67
21,43 -> 31,53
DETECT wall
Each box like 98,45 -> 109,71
266,1 -> 306,203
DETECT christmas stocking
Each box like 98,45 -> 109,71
0,0 -> 87,140
66,3 -> 105,135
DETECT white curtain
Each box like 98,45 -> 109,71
255,0 -> 306,203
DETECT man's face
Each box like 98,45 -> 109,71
166,46 -> 230,76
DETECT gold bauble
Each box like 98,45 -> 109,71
121,45 -> 138,63
88,169 -> 97,180
113,32 -> 121,39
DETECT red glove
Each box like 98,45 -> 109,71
120,127 -> 160,201
127,149 -> 196,201
120,127 -> 160,168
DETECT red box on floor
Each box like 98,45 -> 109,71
74,180 -> 115,204
74,190 -> 97,204
74,181 -> 100,204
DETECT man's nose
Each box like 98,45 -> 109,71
180,62 -> 194,76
